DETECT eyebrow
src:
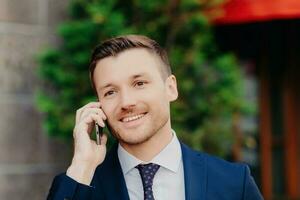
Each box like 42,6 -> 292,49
98,73 -> 149,91
131,73 -> 147,79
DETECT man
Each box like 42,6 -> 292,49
47,35 -> 263,200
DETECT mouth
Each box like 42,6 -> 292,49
120,112 -> 147,123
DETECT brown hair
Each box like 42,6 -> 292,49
89,34 -> 172,91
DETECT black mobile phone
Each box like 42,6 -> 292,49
95,122 -> 103,145
95,99 -> 104,145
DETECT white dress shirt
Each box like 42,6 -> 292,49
118,130 -> 185,200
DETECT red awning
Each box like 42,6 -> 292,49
208,0 -> 300,25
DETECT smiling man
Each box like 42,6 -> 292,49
47,35 -> 263,200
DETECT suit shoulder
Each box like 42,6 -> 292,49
184,144 -> 249,182
198,151 -> 250,189
202,152 -> 247,173
182,143 -> 247,174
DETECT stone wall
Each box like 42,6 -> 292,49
0,0 -> 72,199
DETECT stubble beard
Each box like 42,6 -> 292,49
107,113 -> 169,145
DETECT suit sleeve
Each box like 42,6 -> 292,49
46,173 -> 95,200
242,165 -> 264,200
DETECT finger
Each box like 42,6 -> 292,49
74,114 -> 105,140
90,133 -> 107,147
76,102 -> 101,122
79,108 -> 107,123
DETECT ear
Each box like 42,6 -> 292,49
165,75 -> 178,102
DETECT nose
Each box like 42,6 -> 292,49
119,89 -> 137,110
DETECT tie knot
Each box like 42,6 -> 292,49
136,163 -> 160,173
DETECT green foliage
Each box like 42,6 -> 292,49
37,0 -> 246,157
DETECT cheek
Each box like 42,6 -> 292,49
101,101 -> 117,119
148,90 -> 169,111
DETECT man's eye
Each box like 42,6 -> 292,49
135,81 -> 147,87
104,90 -> 115,97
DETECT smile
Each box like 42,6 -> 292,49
121,113 -> 146,123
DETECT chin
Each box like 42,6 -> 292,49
110,125 -> 155,145
118,129 -> 155,145
121,134 -> 153,145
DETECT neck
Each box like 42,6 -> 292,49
120,120 -> 173,162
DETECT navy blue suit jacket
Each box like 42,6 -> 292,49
47,143 -> 263,200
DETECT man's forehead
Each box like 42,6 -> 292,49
95,49 -> 160,73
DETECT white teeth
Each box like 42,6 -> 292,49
122,114 -> 145,122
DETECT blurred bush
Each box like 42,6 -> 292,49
37,0 -> 247,157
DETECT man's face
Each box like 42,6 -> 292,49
93,48 -> 178,145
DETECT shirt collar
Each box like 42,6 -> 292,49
117,129 -> 182,175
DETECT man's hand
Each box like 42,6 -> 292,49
66,102 -> 108,185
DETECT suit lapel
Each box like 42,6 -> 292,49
96,144 -> 130,200
181,143 -> 207,200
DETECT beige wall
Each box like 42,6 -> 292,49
0,0 -> 72,199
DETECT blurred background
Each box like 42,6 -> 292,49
0,0 -> 299,199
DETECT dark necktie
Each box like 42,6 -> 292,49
136,163 -> 160,200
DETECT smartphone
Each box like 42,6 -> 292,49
95,122 -> 103,145
95,99 -> 104,145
